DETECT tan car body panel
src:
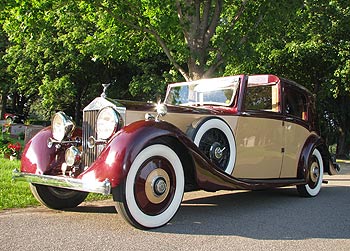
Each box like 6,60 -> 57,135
125,110 -> 209,132
125,108 -> 312,180
233,117 -> 283,178
281,122 -> 312,178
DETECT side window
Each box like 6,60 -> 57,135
284,86 -> 308,120
244,84 -> 280,112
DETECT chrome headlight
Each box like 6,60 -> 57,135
52,112 -> 75,141
65,146 -> 81,166
96,107 -> 121,140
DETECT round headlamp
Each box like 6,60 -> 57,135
52,112 -> 75,141
96,107 -> 121,140
65,146 -> 81,166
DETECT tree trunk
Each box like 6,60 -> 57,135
336,128 -> 349,158
335,95 -> 350,159
0,92 -> 6,120
177,0 -> 223,81
188,57 -> 205,80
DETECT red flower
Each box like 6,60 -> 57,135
8,142 -> 21,156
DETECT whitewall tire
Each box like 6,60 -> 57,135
190,118 -> 236,175
115,144 -> 184,229
297,148 -> 324,197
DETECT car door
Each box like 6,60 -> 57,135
233,81 -> 284,179
280,83 -> 312,178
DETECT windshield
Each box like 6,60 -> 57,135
165,76 -> 240,107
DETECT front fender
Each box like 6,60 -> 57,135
21,127 -> 57,175
78,120 -> 189,188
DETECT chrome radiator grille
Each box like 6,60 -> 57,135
81,97 -> 126,168
82,110 -> 98,167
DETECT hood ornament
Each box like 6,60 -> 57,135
101,83 -> 111,98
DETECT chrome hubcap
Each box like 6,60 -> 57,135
310,162 -> 320,183
145,168 -> 170,204
153,177 -> 167,196
210,142 -> 226,160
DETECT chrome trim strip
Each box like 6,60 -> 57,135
12,169 -> 111,195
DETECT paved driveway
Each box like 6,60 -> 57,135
1,163 -> 350,251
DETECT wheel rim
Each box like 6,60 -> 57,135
134,157 -> 175,216
198,128 -> 230,171
308,156 -> 320,189
310,160 -> 320,186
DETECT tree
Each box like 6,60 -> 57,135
0,2 -> 14,118
3,0 -> 305,109
2,0 -> 348,157
2,1 -> 137,123
81,0 -> 297,81
0,26 -> 9,119
233,0 -> 350,156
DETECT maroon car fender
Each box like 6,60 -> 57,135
297,134 -> 334,180
21,127 -> 57,175
21,127 -> 83,175
77,120 -> 195,188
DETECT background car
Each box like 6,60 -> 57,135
14,74 -> 339,229
3,108 -> 25,124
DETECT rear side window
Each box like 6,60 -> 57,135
284,86 -> 308,120
244,83 -> 280,112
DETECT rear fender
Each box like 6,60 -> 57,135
297,134 -> 338,180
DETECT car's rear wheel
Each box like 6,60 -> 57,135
30,184 -> 88,209
115,144 -> 184,229
297,148 -> 324,197
188,117 -> 236,175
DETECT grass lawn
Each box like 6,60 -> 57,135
0,158 -> 39,209
0,158 -> 111,210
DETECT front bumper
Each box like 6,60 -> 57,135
12,169 -> 111,195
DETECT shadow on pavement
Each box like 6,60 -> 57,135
156,186 -> 350,240
65,202 -> 116,214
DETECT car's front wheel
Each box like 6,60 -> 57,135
115,144 -> 185,229
297,148 -> 324,197
30,184 -> 88,209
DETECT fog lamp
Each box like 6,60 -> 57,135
65,146 -> 81,166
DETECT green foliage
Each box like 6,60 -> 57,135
0,137 -> 11,155
39,75 -> 76,111
1,0 -> 349,154
226,0 -> 350,154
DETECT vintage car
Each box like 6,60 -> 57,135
4,108 -> 25,124
14,74 -> 339,229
